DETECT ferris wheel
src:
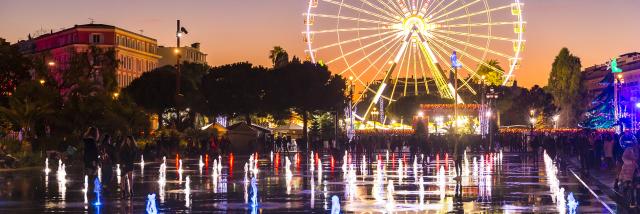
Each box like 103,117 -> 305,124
304,0 -> 525,121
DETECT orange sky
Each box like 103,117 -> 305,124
1,0 -> 639,88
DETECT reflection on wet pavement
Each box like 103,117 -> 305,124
0,150 -> 618,213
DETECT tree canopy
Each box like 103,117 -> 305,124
546,48 -> 584,127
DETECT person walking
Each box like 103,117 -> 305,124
119,136 -> 138,198
100,135 -> 115,189
603,133 -> 615,169
83,127 -> 100,178
453,135 -> 464,179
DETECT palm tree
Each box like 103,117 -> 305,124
476,59 -> 504,85
0,95 -> 54,142
269,46 -> 289,69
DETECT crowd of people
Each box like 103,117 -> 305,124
80,127 -> 139,198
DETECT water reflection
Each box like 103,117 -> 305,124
0,150 -> 610,213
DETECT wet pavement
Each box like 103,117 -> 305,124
0,150 -> 619,213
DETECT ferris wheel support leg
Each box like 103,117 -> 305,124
416,32 -> 464,103
362,36 -> 412,121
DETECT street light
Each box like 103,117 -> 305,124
39,79 -> 46,85
371,107 -> 379,130
112,92 -> 120,100
48,61 -> 56,66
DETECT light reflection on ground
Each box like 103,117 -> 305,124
0,150 -> 617,213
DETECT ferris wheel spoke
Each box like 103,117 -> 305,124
439,21 -> 524,28
304,13 -> 396,25
412,43 -> 419,96
353,42 -> 403,104
425,0 -> 447,18
431,32 -> 512,59
305,26 -> 394,35
387,0 -> 408,16
432,4 -> 511,24
402,43 -> 414,96
430,34 -> 505,75
358,0 -> 403,21
387,41 -> 412,103
337,35 -> 403,75
372,0 -> 405,18
326,32 -> 399,64
430,0 -> 482,22
321,0 -> 399,22
427,0 -> 461,19
431,28 -> 522,42
416,45 -> 430,94
311,30 -> 398,52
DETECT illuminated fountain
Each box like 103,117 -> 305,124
250,177 -> 258,208
146,193 -> 158,214
285,157 -> 293,194
361,155 -> 367,175
310,151 -> 315,172
342,151 -> 348,174
398,158 -> 404,184
185,176 -> 191,207
93,177 -> 102,206
178,159 -> 184,184
82,175 -> 88,204
56,159 -> 67,199
212,159 -> 220,193
140,155 -> 145,176
116,164 -> 122,184
544,151 -> 566,213
372,159 -> 384,201
317,159 -> 323,184
345,164 -> 357,201
438,166 -> 446,200
44,158 -> 51,174
386,180 -> 396,211
418,176 -> 425,210
567,192 -> 579,214
97,166 -> 102,182
158,158 -> 167,203
199,155 -> 205,174
331,195 -> 340,214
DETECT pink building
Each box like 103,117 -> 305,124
17,24 -> 161,88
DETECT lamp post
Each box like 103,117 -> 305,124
175,20 -> 189,128
371,107 -> 379,131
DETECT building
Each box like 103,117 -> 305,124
16,23 -> 161,88
158,42 -> 208,67
583,52 -> 640,104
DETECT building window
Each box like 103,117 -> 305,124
90,34 -> 103,44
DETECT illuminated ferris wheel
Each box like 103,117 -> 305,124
304,0 -> 525,121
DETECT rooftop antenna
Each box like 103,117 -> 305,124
88,18 -> 95,24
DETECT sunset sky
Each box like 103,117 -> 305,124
1,0 -> 639,88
